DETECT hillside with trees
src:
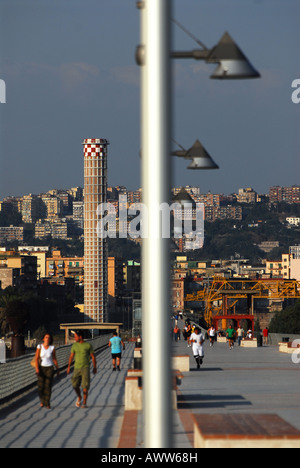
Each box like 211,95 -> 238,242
269,300 -> 300,334
190,202 -> 300,262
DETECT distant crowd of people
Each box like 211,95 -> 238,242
172,314 -> 270,368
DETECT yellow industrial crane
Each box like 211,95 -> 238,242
185,276 -> 300,329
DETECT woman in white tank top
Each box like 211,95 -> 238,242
35,333 -> 59,409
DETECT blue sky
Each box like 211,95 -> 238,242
0,0 -> 299,199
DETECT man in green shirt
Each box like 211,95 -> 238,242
226,325 -> 236,350
67,330 -> 97,408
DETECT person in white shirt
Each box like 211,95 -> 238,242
190,327 -> 205,369
208,326 -> 216,347
35,333 -> 59,409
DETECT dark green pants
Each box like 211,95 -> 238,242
38,366 -> 54,407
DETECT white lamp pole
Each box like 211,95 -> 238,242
140,0 -> 173,448
137,0 -> 260,450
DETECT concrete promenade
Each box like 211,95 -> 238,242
172,333 -> 300,447
0,329 -> 300,448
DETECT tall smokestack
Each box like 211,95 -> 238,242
83,138 -> 109,322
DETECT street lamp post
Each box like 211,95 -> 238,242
137,1 -> 260,449
140,0 -> 172,448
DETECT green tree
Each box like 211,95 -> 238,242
0,287 -> 60,337
0,287 -> 24,334
5,299 -> 30,335
269,300 -> 300,334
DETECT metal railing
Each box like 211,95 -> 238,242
0,335 -> 111,405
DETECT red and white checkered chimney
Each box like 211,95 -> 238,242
83,138 -> 109,323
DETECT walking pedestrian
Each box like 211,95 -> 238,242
226,325 -> 236,350
174,324 -> 180,342
263,327 -> 269,346
190,327 -> 205,369
67,330 -> 97,408
109,331 -> 125,371
237,326 -> 244,346
35,333 -> 59,409
182,324 -> 188,341
186,323 -> 192,347
136,335 -> 142,348
208,326 -> 216,347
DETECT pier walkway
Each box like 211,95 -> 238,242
173,334 -> 300,447
1,327 -> 300,448
0,343 -> 135,448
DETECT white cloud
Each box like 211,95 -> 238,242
108,65 -> 139,87
59,62 -> 101,90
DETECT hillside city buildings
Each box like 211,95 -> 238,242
0,243 -> 299,332
0,184 -> 299,328
0,184 -> 299,244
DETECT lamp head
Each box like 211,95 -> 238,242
185,140 -> 219,170
207,32 -> 260,79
